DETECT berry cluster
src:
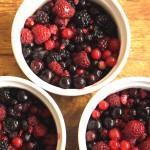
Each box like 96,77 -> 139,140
21,0 -> 120,89
86,88 -> 150,150
0,88 -> 57,149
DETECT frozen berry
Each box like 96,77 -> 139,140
86,130 -> 96,142
73,77 -> 86,89
12,137 -> 23,149
91,48 -> 101,60
106,56 -> 116,67
61,28 -> 74,39
59,77 -> 71,89
21,28 -> 33,45
120,140 -> 131,150
109,38 -> 120,52
109,128 -> 121,140
99,101 -> 109,111
45,39 -> 55,51
92,110 -> 101,119
109,140 -> 120,150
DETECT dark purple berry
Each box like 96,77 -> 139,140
40,70 -> 53,83
103,117 -> 114,129
73,77 -> 86,89
87,74 -> 96,85
17,90 -> 29,103
111,107 -> 123,119
22,46 -> 32,58
87,120 -> 102,130
59,77 -> 71,89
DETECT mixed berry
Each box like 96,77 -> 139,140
0,88 -> 57,150
86,88 -> 150,150
21,0 -> 120,89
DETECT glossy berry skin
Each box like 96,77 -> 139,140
61,28 -> 74,39
106,56 -> 116,67
99,101 -> 109,111
120,140 -> 131,150
109,128 -> 121,140
103,117 -> 115,129
109,140 -> 120,150
98,61 -> 106,70
59,77 -> 71,89
73,77 -> 86,89
91,48 -> 101,60
102,50 -> 112,59
92,110 -> 101,119
12,137 -> 23,149
86,130 -> 96,142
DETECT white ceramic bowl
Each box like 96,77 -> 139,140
78,77 -> 150,150
11,0 -> 130,96
0,76 -> 66,150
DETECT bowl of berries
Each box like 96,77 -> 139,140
12,0 -> 130,96
0,76 -> 66,150
78,77 -> 150,150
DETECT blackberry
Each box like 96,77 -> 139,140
4,117 -> 19,133
35,10 -> 50,24
67,0 -> 76,8
96,14 -> 110,28
0,88 -> 12,105
78,0 -> 86,8
42,3 -> 52,14
0,141 -> 8,150
17,90 -> 29,103
74,9 -> 91,27
85,34 -> 93,42
75,34 -> 84,43
46,52 -> 62,63
98,38 -> 109,51
93,26 -> 104,39
60,50 -> 70,59
66,43 -> 75,52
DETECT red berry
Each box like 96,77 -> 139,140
0,105 -> 6,121
73,51 -> 91,68
25,17 -> 35,28
109,128 -> 121,140
49,24 -> 58,35
45,39 -> 55,51
102,50 -> 112,59
120,94 -> 128,105
27,115 -> 39,126
139,89 -> 147,99
48,61 -> 63,75
91,48 -> 101,60
139,138 -> 150,150
120,140 -> 131,150
61,28 -> 74,39
106,56 -> 116,67
53,0 -> 75,18
33,123 -> 47,137
85,46 -> 92,53
109,140 -> 120,150
21,28 -> 33,45
109,38 -> 120,52
12,137 -> 23,149
61,70 -> 70,77
92,110 -> 101,119
98,61 -> 106,70
32,24 -> 51,44
107,94 -> 121,107
98,100 -> 109,111
93,141 -> 109,150
76,69 -> 85,75
86,130 -> 96,142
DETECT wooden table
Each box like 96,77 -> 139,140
0,0 -> 150,149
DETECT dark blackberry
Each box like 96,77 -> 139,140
17,90 -> 29,103
32,50 -> 47,60
98,38 -> 109,51
42,2 -> 53,14
85,34 -> 93,42
78,0 -> 86,8
0,141 -> 8,150
96,14 -> 110,28
46,52 -> 62,63
88,5 -> 103,16
75,34 -> 84,43
66,43 -> 75,52
60,50 -> 70,59
4,117 -> 19,133
35,10 -> 50,24
67,0 -> 76,8
93,26 -> 104,39
74,9 -> 91,27
0,88 -> 12,105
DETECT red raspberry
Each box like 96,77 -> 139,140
61,70 -> 70,77
109,140 -> 120,150
93,141 -> 110,150
109,128 -> 121,140
106,56 -> 116,67
21,28 -> 33,45
55,17 -> 69,28
45,39 -> 55,51
48,61 -> 63,75
91,48 -> 101,60
123,120 -> 145,139
32,24 -> 51,44
27,115 -> 38,126
53,0 -> 75,18
73,51 -> 91,68
98,100 -> 109,111
12,137 -> 23,149
109,38 -> 120,52
25,17 -> 35,28
106,94 -> 121,107
0,105 -> 6,121
120,140 -> 131,150
61,28 -> 74,39
92,110 -> 101,119
33,123 -> 47,138
139,138 -> 150,150
49,24 -> 58,35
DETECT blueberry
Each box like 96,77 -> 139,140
93,69 -> 102,80
86,130 -> 96,142
103,117 -> 114,129
111,107 -> 123,119
69,65 -> 76,74
87,74 -> 96,85
59,77 -> 71,89
40,70 -> 53,83
24,133 -> 31,142
87,120 -> 102,130
22,46 -> 32,58
17,90 -> 29,103
73,77 -> 86,89
129,109 -> 137,117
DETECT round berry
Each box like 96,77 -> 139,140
109,38 -> 120,52
120,140 -> 131,150
99,101 -> 109,111
49,24 -> 58,35
102,50 -> 112,59
91,48 -> 101,60
103,117 -> 115,129
59,77 -> 71,89
98,61 -> 106,70
109,140 -> 120,150
61,28 -> 74,39
76,69 -> 85,75
109,128 -> 121,140
87,74 -> 96,85
12,137 -> 23,149
73,77 -> 86,89
45,39 -> 55,51
86,130 -> 96,142
92,110 -> 101,119
25,17 -> 35,28
106,56 -> 116,67
85,46 -> 92,53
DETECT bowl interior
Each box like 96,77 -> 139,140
0,76 -> 66,150
12,0 -> 130,96
78,77 -> 150,150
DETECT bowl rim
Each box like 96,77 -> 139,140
11,0 -> 131,96
0,76 -> 66,150
78,77 -> 150,150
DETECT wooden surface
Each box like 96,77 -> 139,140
0,0 -> 150,149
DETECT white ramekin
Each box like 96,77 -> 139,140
0,76 -> 66,150
11,0 -> 130,96
78,77 -> 150,150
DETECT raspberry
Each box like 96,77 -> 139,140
32,24 -> 51,44
106,94 -> 121,107
48,61 -> 63,75
109,140 -> 120,150
21,28 -> 33,45
93,141 -> 110,150
123,120 -> 145,139
27,115 -> 38,126
109,128 -> 121,140
45,39 -> 55,51
73,51 -> 91,68
139,138 -> 150,150
49,24 -> 58,35
120,140 -> 131,150
0,105 -> 6,121
33,123 -> 47,138
53,0 -> 75,18
25,17 -> 35,28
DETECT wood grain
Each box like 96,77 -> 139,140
0,0 -> 150,149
